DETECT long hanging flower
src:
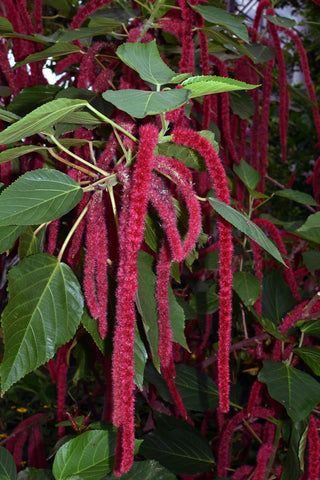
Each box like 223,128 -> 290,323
172,127 -> 233,413
112,123 -> 158,476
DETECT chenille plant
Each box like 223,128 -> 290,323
0,0 -> 320,479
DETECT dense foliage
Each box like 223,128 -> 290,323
0,0 -> 320,479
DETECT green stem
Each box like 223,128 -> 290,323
264,420 -> 282,480
85,103 -> 138,144
57,200 -> 90,262
137,0 -> 166,41
48,148 -> 96,178
82,173 -> 118,192
49,136 -> 110,177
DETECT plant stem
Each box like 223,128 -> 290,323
48,148 -> 96,178
137,0 -> 165,41
57,200 -> 90,262
49,136 -> 110,177
85,103 -> 138,144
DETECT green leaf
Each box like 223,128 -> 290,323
0,146 -> 48,165
233,159 -> 261,190
52,430 -> 117,480
181,76 -> 258,99
0,17 -> 13,32
204,250 -> 219,271
273,189 -> 318,206
15,43 -> 82,68
174,364 -> 219,411
264,14 -> 296,28
298,211 -> 320,232
140,415 -> 215,475
0,446 -> 17,480
0,98 -> 89,145
0,108 -> 20,124
18,227 -> 40,259
233,271 -> 261,306
300,319 -> 320,337
203,27 -> 253,58
0,170 -> 83,226
0,225 -> 26,254
208,197 -> 285,265
189,283 -> 219,315
190,5 -> 249,43
104,460 -> 177,480
229,91 -> 255,119
281,420 -> 307,480
17,468 -> 54,480
245,44 -> 276,64
258,359 -> 320,422
102,89 -> 189,119
157,143 -> 206,172
261,270 -> 296,325
302,251 -> 320,272
293,347 -> 320,376
8,85 -> 61,116
133,327 -> 148,390
252,313 -> 290,342
116,40 -> 177,86
0,254 -> 83,392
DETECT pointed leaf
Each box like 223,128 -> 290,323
190,5 -> 249,43
246,44 -> 276,64
104,460 -> 177,480
300,319 -> 320,337
102,89 -> 189,118
181,76 -> 258,98
0,98 -> 89,144
0,146 -> 47,165
302,251 -> 320,272
293,347 -> 320,376
0,170 -> 83,226
208,197 -> 285,265
233,159 -> 261,190
116,40 -> 177,86
229,91 -> 255,119
15,43 -> 82,68
0,108 -> 20,123
274,189 -> 318,206
0,225 -> 26,254
0,447 -> 17,480
233,271 -> 261,306
261,270 -> 296,325
52,430 -> 117,480
297,212 -> 320,232
258,359 -> 320,422
133,327 -> 148,390
140,415 -> 215,474
0,17 -> 13,32
18,227 -> 40,259
0,254 -> 83,392
264,14 -> 296,28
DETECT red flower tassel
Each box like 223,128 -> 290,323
172,127 -> 232,413
112,124 -> 158,476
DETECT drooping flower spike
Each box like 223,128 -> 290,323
172,127 -> 233,413
112,123 -> 158,476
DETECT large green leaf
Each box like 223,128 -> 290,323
7,85 -> 61,116
233,159 -> 261,190
233,271 -> 261,306
298,212 -> 320,232
273,189 -> 318,206
0,146 -> 48,165
190,5 -> 249,43
15,43 -> 82,68
18,226 -> 40,259
302,251 -> 320,272
157,143 -> 206,171
0,254 -> 83,392
261,270 -> 296,325
208,197 -> 285,265
293,347 -> 320,376
145,363 -> 219,411
0,98 -> 89,144
140,415 -> 214,475
0,447 -> 17,480
258,359 -> 320,422
299,319 -> 320,337
102,89 -> 189,118
181,76 -> 258,98
104,460 -> 177,480
264,14 -> 296,28
116,40 -> 177,86
0,225 -> 26,254
229,91 -> 255,120
0,170 -> 83,226
52,430 -> 118,480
